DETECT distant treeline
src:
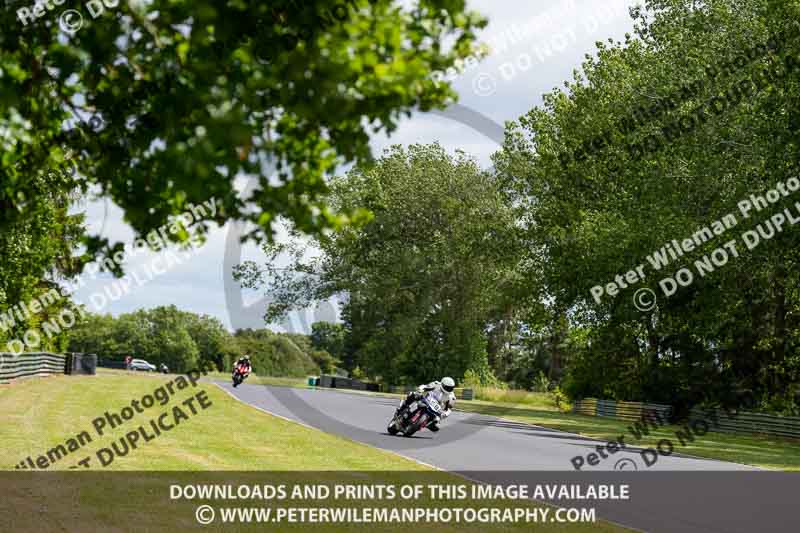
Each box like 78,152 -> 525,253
67,305 -> 343,376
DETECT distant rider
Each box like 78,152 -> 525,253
233,355 -> 252,379
395,377 -> 456,432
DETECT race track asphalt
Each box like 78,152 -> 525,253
216,382 -> 788,533
217,382 -> 757,472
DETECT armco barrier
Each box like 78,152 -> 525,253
574,398 -> 799,439
0,352 -> 67,384
456,387 -> 474,400
383,385 -> 474,400
573,398 -> 672,422
318,376 -> 462,397
689,407 -> 800,439
574,398 -> 598,416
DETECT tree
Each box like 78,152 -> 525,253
236,144 -> 524,384
494,0 -> 800,412
67,313 -> 120,356
1,0 -> 486,264
0,170 -> 84,353
310,322 -> 346,365
69,306 -> 200,371
233,329 -> 319,376
182,312 -> 233,371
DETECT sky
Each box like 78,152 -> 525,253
73,0 -> 641,334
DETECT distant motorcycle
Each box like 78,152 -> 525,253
387,394 -> 443,437
232,364 -> 250,387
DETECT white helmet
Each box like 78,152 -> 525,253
441,377 -> 455,392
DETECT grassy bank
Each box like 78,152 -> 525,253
98,369 -> 800,470
0,373 -> 629,533
0,373 -> 424,471
458,401 -> 800,471
213,373 -> 800,471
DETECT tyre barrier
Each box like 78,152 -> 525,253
317,374 -> 380,392
314,375 -> 474,399
66,353 -> 97,376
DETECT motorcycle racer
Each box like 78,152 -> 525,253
233,355 -> 252,378
395,377 -> 456,432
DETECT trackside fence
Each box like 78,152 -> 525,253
314,376 -> 475,400
0,352 -> 96,384
377,385 -> 474,400
0,352 -> 67,384
688,407 -> 800,439
574,398 -> 672,422
574,398 -> 800,439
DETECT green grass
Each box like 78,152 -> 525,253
468,385 -> 562,409
213,374 -> 800,471
453,400 -> 800,471
0,373 -> 630,533
96,367 -> 312,389
207,371 -> 310,389
0,373 -> 425,471
90,369 -> 800,470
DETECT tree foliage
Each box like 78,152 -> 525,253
236,144 -> 525,384
1,0 -> 486,262
232,328 -> 322,377
0,169 -> 84,352
309,322 -> 345,372
68,306 -> 329,375
494,0 -> 800,413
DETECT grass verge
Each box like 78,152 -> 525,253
0,373 -> 630,532
98,369 -> 800,470
454,401 -> 800,471
201,371 -> 800,471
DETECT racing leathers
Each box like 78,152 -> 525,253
396,381 -> 455,431
233,357 -> 252,377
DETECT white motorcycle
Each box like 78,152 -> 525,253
387,394 -> 443,437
